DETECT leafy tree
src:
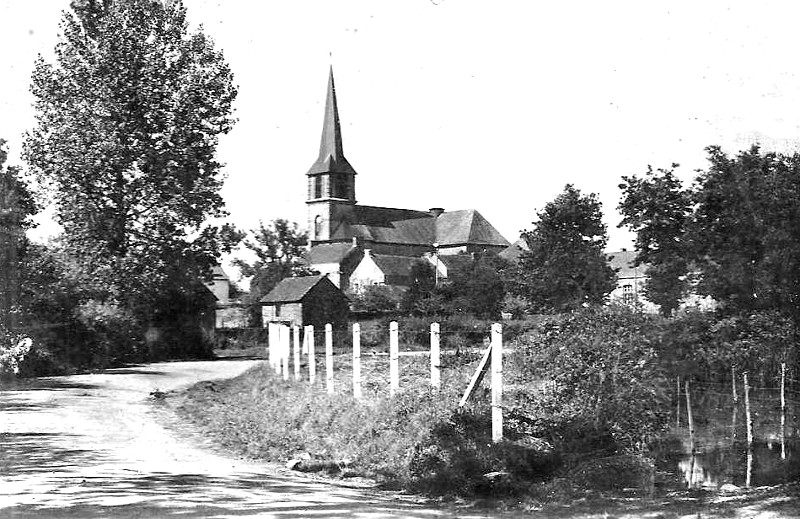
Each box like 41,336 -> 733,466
691,145 -> 800,318
618,164 -> 693,316
23,0 -> 239,354
0,140 -> 38,328
441,253 -> 508,318
515,185 -> 616,313
401,260 -> 441,315
231,219 -> 312,325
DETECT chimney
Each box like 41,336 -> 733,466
429,207 -> 445,217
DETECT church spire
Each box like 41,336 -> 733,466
307,66 -> 357,176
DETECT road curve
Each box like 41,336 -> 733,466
0,359 -> 491,518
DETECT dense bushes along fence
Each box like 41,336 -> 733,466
265,320 -> 506,442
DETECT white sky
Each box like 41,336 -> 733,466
3,0 -> 800,261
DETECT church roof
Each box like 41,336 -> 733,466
261,275 -> 331,303
435,210 -> 510,247
307,67 -> 357,176
328,205 -> 509,247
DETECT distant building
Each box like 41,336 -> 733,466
260,275 -> 349,329
204,265 -> 249,328
303,68 -> 509,291
606,250 -> 657,313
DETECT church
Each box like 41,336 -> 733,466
304,68 -> 510,291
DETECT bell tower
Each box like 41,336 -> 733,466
306,67 -> 357,243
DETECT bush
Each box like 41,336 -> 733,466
507,308 -> 671,454
0,324 -> 32,380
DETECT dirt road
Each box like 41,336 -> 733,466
0,359 -> 490,518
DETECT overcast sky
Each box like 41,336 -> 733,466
3,1 -> 800,260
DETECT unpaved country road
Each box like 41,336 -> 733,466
0,359 -> 496,518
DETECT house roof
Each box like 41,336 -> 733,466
437,254 -> 473,273
498,237 -> 529,262
608,250 -> 649,279
307,242 -> 359,264
371,254 -> 419,278
307,67 -> 357,177
210,264 -> 229,280
261,275 -> 332,303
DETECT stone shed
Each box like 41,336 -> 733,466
260,275 -> 349,329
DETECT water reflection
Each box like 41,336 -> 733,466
667,383 -> 800,490
677,440 -> 799,489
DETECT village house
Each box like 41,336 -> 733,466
304,68 -> 510,292
260,274 -> 349,329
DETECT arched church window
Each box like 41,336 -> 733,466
314,215 -> 323,238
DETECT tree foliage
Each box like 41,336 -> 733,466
0,140 -> 38,328
690,145 -> 800,318
618,164 -> 693,316
231,219 -> 312,325
23,0 -> 239,356
439,253 -> 508,318
515,185 -> 616,313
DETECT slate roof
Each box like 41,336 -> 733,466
261,275 -> 331,303
328,205 -> 509,248
607,250 -> 649,279
307,242 -> 359,264
437,254 -> 473,273
371,254 -> 420,278
307,67 -> 357,176
498,237 -> 529,262
435,210 -> 509,247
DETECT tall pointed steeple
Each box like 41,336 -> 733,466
307,66 -> 357,176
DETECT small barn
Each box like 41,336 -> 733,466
260,275 -> 349,329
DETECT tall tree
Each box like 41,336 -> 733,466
0,140 -> 37,328
23,0 -> 238,329
618,164 -> 693,316
232,219 -> 312,325
691,145 -> 800,318
516,184 -> 616,313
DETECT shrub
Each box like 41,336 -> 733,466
0,324 -> 32,380
508,308 -> 671,454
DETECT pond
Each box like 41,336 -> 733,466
659,381 -> 800,489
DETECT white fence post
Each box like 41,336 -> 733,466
389,321 -> 399,396
267,322 -> 275,372
491,322 -> 503,443
430,322 -> 440,388
306,325 -> 316,384
325,323 -> 334,394
353,323 -> 362,399
293,325 -> 301,381
281,324 -> 290,381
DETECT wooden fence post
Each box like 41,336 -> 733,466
491,323 -> 503,443
685,380 -> 695,453
744,371 -> 753,446
676,376 -> 681,428
781,362 -> 787,460
307,325 -> 316,384
430,322 -> 440,388
281,324 -> 290,381
293,326 -> 301,381
389,321 -> 399,396
353,323 -> 362,399
325,323 -> 334,394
